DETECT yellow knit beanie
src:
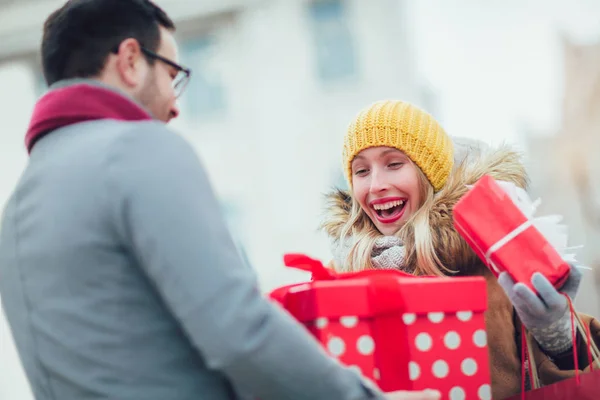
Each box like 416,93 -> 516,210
343,100 -> 454,191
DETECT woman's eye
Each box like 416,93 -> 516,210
388,162 -> 404,168
354,168 -> 368,176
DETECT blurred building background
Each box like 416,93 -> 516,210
2,0 -> 600,398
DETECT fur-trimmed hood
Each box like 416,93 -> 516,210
322,145 -> 529,275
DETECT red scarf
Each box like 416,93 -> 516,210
25,83 -> 153,152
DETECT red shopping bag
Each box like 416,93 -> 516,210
511,296 -> 600,399
508,369 -> 600,400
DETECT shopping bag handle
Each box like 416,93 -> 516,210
521,294 -> 600,398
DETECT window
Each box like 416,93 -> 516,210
179,35 -> 228,119
307,0 -> 359,83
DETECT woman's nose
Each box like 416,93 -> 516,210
369,169 -> 391,193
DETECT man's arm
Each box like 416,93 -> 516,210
106,123 -> 383,400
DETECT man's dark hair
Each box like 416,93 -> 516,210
41,0 -> 175,86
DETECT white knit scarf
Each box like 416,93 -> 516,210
330,235 -> 407,271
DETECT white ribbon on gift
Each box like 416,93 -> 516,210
484,220 -> 534,274
468,180 -> 582,274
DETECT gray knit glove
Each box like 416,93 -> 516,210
498,264 -> 583,355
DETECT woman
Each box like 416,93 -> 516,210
321,100 -> 600,399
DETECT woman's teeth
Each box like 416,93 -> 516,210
372,200 -> 404,210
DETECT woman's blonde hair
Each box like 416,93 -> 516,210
337,160 -> 452,276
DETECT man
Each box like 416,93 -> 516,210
0,1 -> 438,399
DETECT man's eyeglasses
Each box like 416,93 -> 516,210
140,47 -> 191,98
111,45 -> 192,98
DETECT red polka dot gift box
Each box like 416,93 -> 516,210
270,254 -> 492,400
453,175 -> 572,294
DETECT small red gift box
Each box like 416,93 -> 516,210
270,254 -> 491,399
452,175 -> 570,291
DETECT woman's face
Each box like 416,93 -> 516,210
351,147 -> 423,236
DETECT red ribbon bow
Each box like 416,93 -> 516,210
270,253 -> 416,314
283,253 -> 415,280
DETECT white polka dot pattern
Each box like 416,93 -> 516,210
409,361 -> 420,381
397,310 -> 490,397
456,311 -> 473,321
461,358 -> 478,376
373,368 -> 380,380
340,316 -> 358,328
298,281 -> 490,399
478,384 -> 491,400
356,335 -> 375,355
432,360 -> 449,378
449,386 -> 466,400
415,333 -> 432,352
315,317 -> 328,329
327,337 -> 345,357
428,312 -> 445,323
444,331 -> 461,350
473,330 -> 487,348
403,313 -> 416,325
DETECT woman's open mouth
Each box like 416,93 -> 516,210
370,198 -> 407,224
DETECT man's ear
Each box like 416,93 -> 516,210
114,38 -> 145,88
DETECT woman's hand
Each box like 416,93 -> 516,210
498,263 -> 583,354
386,389 -> 441,399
